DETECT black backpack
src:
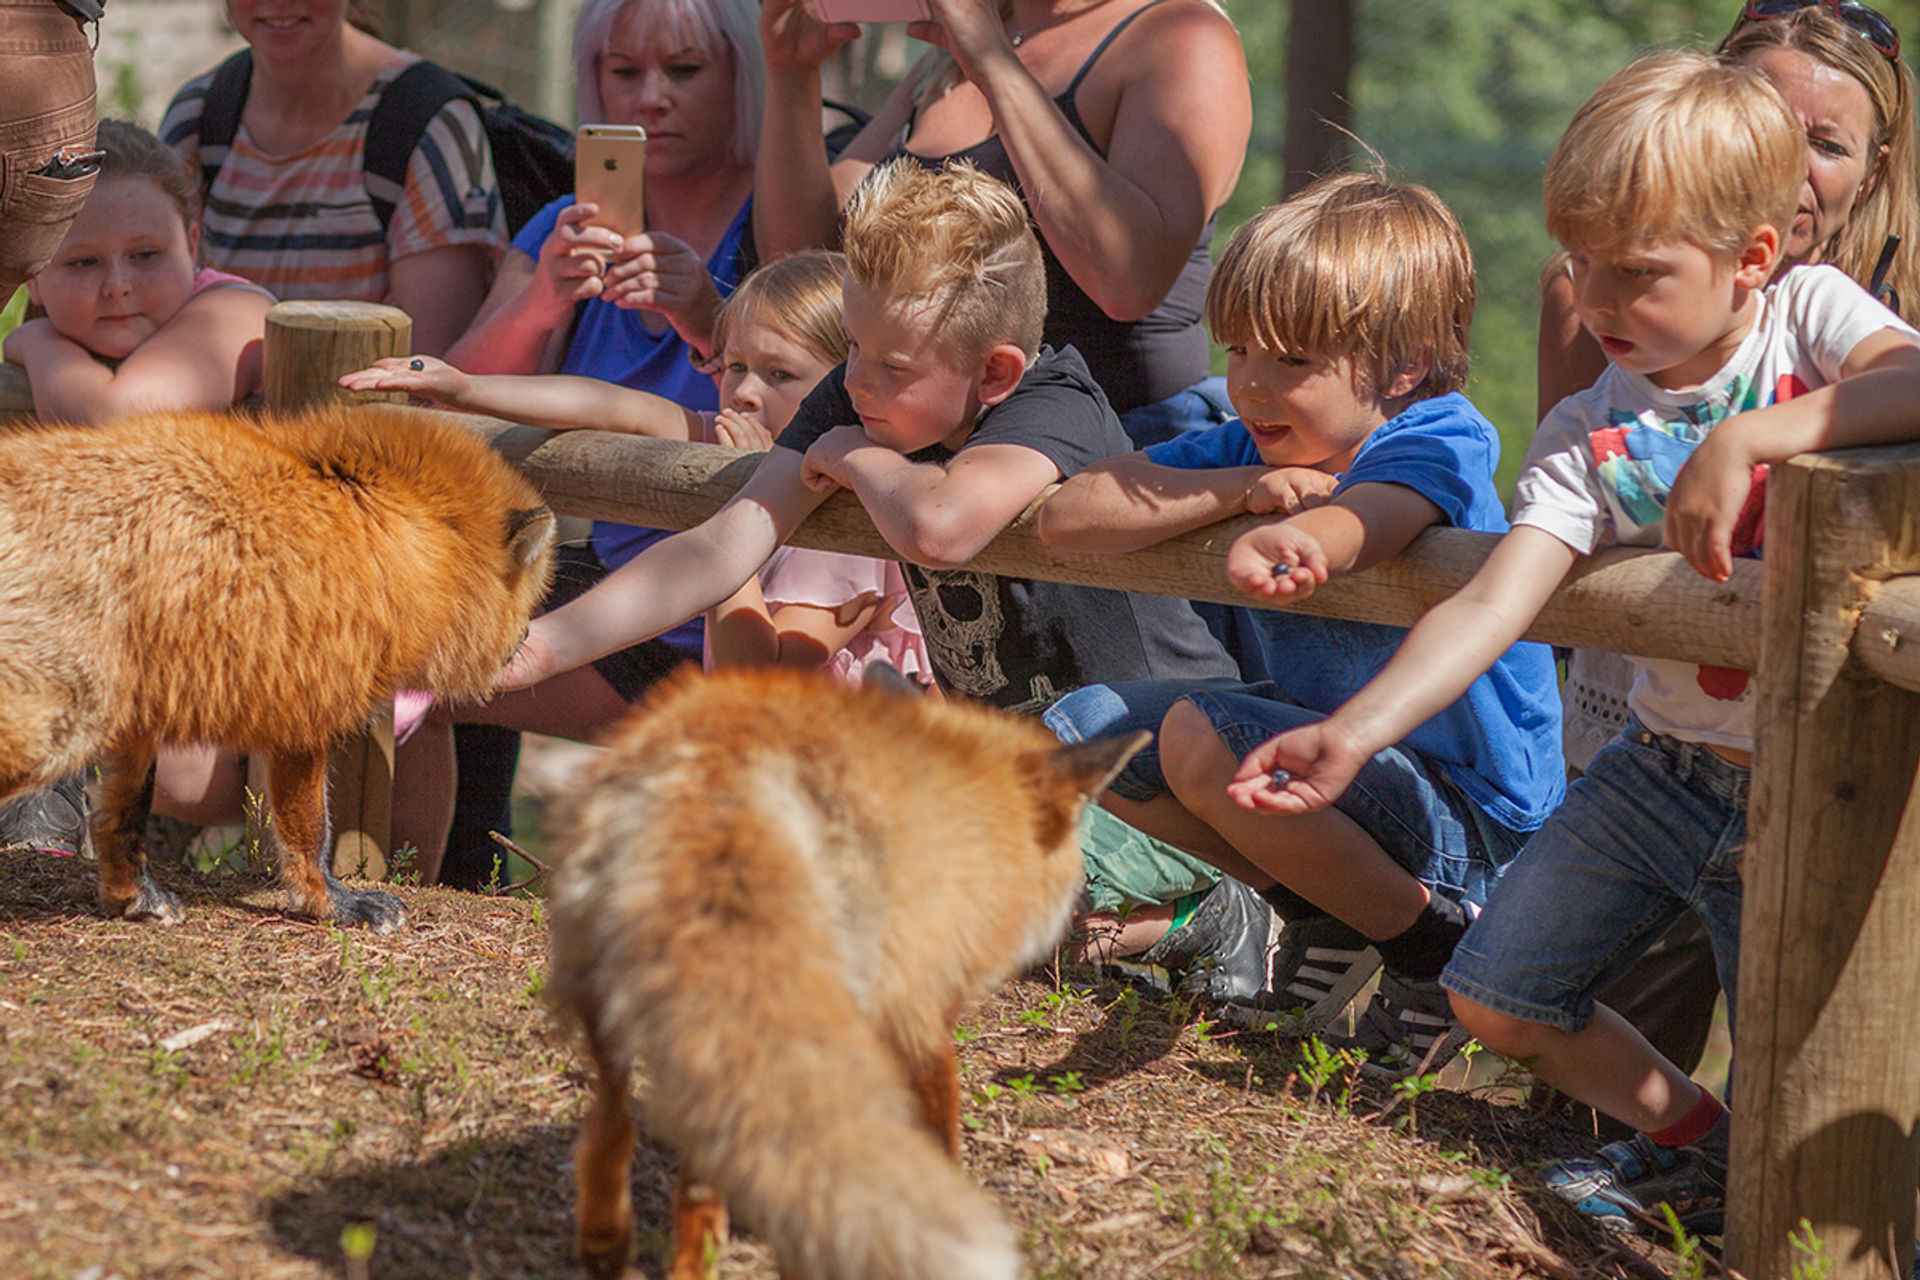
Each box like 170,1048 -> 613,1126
194,49 -> 574,238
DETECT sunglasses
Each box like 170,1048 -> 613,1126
1742,0 -> 1901,62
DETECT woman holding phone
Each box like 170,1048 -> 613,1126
755,0 -> 1250,446
398,0 -> 764,884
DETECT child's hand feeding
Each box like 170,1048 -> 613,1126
1224,720 -> 1367,815
339,355 -> 470,403
1226,521 -> 1330,600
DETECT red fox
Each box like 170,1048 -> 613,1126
546,666 -> 1145,1280
0,404 -> 556,931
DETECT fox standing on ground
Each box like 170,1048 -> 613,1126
0,404 -> 556,930
547,667 -> 1146,1280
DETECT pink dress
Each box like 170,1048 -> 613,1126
698,412 -> 932,687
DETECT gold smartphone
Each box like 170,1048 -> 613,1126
812,0 -> 929,20
574,124 -> 648,243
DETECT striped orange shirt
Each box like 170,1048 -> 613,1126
160,53 -> 505,303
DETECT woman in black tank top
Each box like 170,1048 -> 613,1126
756,0 -> 1249,432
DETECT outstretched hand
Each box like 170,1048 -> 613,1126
338,354 -> 469,402
1226,521 -> 1330,601
496,624 -> 561,693
1223,720 -> 1369,816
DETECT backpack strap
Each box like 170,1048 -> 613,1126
195,48 -> 255,207
362,59 -> 474,230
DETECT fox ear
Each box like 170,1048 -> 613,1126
506,507 -> 556,573
1021,731 -> 1152,848
1050,731 -> 1152,800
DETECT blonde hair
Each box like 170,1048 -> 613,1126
712,250 -> 849,367
572,0 -> 763,165
1720,5 -> 1920,312
1208,171 -> 1475,399
1545,50 -> 1804,261
841,159 -> 1046,361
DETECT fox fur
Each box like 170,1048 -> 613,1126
547,667 -> 1146,1280
0,404 -> 556,930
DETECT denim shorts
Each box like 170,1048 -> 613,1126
1046,678 -> 1528,909
1441,719 -> 1748,1034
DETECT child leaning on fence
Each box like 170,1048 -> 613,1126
1035,172 -> 1565,1071
494,156 -> 1235,715
1238,50 -> 1920,1233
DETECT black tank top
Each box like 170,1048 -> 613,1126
898,0 -> 1214,414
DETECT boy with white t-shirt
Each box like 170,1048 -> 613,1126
1235,50 -> 1920,1231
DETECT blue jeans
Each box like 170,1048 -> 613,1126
1441,720 -> 1748,1034
1045,678 -> 1527,908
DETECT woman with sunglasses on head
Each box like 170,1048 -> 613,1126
1536,0 -> 1920,1103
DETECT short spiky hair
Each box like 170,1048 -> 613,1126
1207,171 -> 1475,399
1545,49 -> 1803,261
841,159 -> 1046,362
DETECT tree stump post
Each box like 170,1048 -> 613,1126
262,300 -> 411,883
1729,444 -> 1920,1279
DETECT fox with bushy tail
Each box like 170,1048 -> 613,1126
546,667 -> 1145,1279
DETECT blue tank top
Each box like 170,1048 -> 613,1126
898,0 -> 1214,413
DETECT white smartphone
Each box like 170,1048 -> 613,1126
574,124 -> 648,243
812,0 -> 930,23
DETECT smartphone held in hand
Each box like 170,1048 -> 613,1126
811,0 -> 930,22
574,124 -> 648,244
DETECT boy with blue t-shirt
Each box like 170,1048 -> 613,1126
1246,52 -> 1920,1230
1038,172 -> 1565,1077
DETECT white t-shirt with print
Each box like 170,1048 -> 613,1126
1514,263 -> 1918,751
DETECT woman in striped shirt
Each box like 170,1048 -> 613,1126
159,0 -> 505,355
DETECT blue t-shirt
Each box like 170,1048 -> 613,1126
512,195 -> 754,654
1146,392 -> 1565,832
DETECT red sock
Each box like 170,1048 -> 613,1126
1648,1089 -> 1725,1148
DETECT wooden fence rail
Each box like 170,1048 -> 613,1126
5,303 -> 1919,1280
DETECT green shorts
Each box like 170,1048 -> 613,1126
1078,804 -> 1221,916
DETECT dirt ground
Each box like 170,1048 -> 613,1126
0,836 -> 1700,1280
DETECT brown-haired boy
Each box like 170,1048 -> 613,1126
1038,171 -> 1565,1074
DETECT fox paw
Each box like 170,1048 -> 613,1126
326,885 -> 407,934
113,878 -> 187,926
578,1234 -> 633,1280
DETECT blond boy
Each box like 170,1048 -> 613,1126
502,158 -> 1234,712
1037,172 -> 1565,1069
1243,52 -> 1920,1231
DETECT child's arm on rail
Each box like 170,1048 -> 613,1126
799,425 -> 1064,569
1667,335 -> 1920,580
5,284 -> 271,423
500,448 -> 830,689
340,355 -> 708,441
1226,525 -> 1578,814
1035,451 -> 1335,552
1225,482 -> 1445,601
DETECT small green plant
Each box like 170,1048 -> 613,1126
1005,1074 -> 1039,1099
1386,1068 -> 1442,1133
1663,1206 -> 1708,1280
1787,1218 -> 1833,1280
1047,1071 -> 1085,1094
341,1221 -> 378,1280
1295,1036 -> 1363,1110
1109,984 -> 1142,1052
974,1082 -> 1004,1104
387,844 -> 419,887
951,1023 -> 980,1045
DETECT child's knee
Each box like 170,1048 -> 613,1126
1448,991 -> 1545,1058
1158,700 -> 1227,796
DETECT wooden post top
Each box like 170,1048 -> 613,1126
263,301 -> 412,412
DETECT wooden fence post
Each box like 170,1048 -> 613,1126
262,300 -> 411,883
1730,444 -> 1920,1280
